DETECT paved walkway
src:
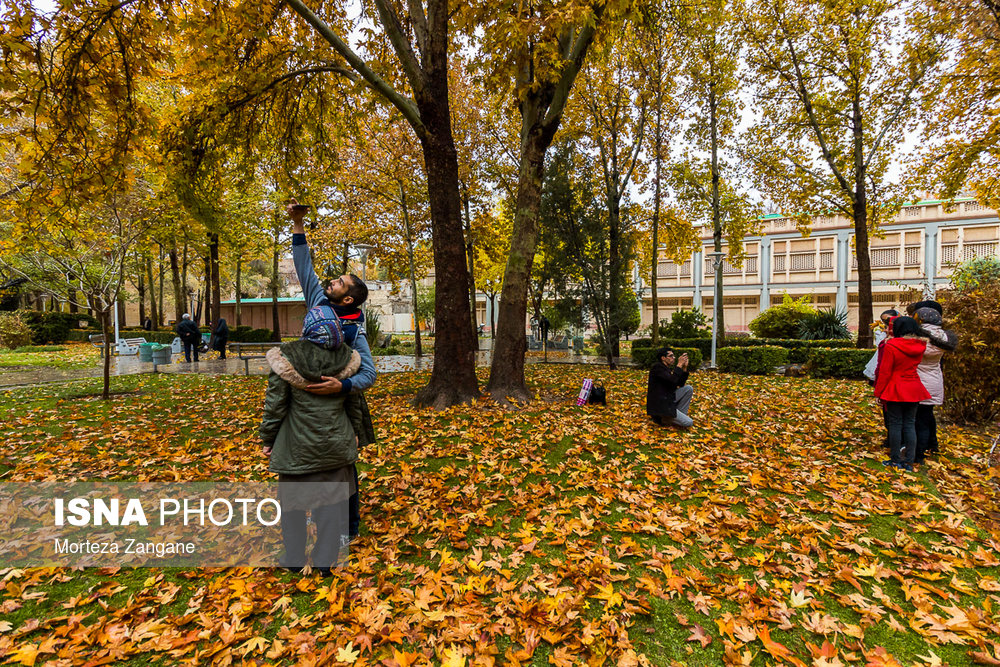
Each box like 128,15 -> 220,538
0,350 -> 634,388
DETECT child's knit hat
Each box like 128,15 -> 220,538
301,305 -> 343,350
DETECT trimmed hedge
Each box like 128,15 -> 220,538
632,346 -> 703,370
723,338 -> 855,363
805,348 -> 874,379
230,326 -> 274,342
717,346 -> 789,375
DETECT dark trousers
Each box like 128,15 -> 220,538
349,464 -> 360,538
915,404 -> 938,460
885,401 -> 919,466
280,502 -> 349,570
183,341 -> 199,362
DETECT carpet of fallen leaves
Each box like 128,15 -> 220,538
0,344 -> 99,372
1,365 -> 999,667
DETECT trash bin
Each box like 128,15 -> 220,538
573,337 -> 584,354
138,343 -> 155,362
150,344 -> 171,365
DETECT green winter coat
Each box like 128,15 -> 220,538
259,339 -> 362,475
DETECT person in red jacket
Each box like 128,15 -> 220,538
873,316 -> 931,471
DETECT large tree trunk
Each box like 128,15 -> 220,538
271,239 -> 282,342
463,185 -> 477,345
169,245 -> 184,322
650,89 -> 662,346
99,305 -> 112,400
413,119 -> 480,408
489,294 -> 496,339
137,264 -> 146,327
157,247 -> 165,326
853,99 -> 873,349
146,256 -> 158,329
67,274 -> 79,314
202,255 -> 213,327
608,195 -> 622,359
209,232 -> 221,326
400,186 -> 423,357
486,136 -> 548,402
709,82 -> 725,352
235,256 -> 242,327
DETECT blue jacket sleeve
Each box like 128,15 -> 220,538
342,329 -> 376,394
291,234 -> 326,308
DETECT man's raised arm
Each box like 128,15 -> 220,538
287,202 -> 326,308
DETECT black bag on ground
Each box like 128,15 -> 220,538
588,382 -> 607,405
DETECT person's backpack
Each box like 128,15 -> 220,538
588,382 -> 607,406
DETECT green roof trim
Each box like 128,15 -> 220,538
219,297 -> 305,305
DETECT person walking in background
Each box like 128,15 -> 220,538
260,305 -> 362,574
212,318 -> 229,360
646,348 -> 694,429
176,313 -> 200,363
873,317 -> 930,471
913,306 -> 957,462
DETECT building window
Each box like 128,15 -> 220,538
940,244 -> 958,265
819,251 -> 834,270
964,240 -> 998,260
790,252 -> 815,272
904,246 -> 922,267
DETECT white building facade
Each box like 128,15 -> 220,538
639,198 -> 1000,332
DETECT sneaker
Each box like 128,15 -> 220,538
881,460 -> 895,467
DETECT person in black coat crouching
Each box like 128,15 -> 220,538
646,347 -> 693,428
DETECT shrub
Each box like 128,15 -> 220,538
658,308 -> 710,339
748,294 -> 816,338
19,310 -> 81,344
229,326 -> 274,343
950,256 -> 1000,291
717,346 -> 789,375
0,312 -> 33,349
723,337 -> 854,363
798,308 -> 850,340
631,346 -> 703,370
366,310 -> 382,344
805,348 -> 873,378
941,280 -> 1000,423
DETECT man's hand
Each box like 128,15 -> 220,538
262,446 -> 273,457
286,198 -> 306,235
678,353 -> 689,370
305,376 -> 343,395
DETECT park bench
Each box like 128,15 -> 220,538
550,335 -> 569,350
89,334 -> 148,358
230,341 -> 283,376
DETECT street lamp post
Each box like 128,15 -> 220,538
707,251 -> 725,368
353,244 -> 375,315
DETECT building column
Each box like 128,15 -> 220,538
759,237 -> 771,312
836,231 -> 851,313
924,222 -> 939,298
